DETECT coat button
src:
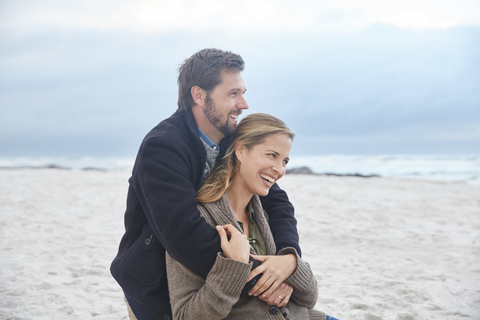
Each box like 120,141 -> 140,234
269,306 -> 278,315
144,238 -> 151,246
163,315 -> 170,320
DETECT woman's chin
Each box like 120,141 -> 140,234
256,188 -> 270,197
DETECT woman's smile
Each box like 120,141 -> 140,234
259,173 -> 276,185
235,133 -> 292,197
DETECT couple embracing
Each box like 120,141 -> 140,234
111,48 -> 338,320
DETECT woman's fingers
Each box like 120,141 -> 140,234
257,277 -> 281,298
216,224 -> 249,263
220,224 -> 236,236
247,263 -> 263,282
248,271 -> 279,297
216,226 -> 228,244
258,282 -> 293,306
278,290 -> 292,307
250,254 -> 267,263
248,254 -> 297,296
272,283 -> 293,307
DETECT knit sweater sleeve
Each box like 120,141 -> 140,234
278,247 -> 319,309
166,251 -> 252,320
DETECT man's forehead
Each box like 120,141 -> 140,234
218,70 -> 246,90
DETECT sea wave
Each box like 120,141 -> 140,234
1,154 -> 479,186
288,154 -> 480,186
0,157 -> 135,171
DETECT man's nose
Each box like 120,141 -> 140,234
238,95 -> 249,110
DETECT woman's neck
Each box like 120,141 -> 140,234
225,177 -> 253,221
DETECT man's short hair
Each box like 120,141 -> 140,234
177,48 -> 245,111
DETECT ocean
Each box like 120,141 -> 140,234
288,154 -> 480,186
1,154 -> 479,186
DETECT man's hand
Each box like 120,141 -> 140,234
257,282 -> 293,307
247,254 -> 297,298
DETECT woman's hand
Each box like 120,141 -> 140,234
247,254 -> 297,298
258,282 -> 293,307
216,224 -> 250,263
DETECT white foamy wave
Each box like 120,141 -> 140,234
288,154 -> 480,186
1,154 -> 479,186
0,157 -> 134,171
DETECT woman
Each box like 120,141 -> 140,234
166,113 -> 332,319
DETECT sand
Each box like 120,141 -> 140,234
0,169 -> 479,319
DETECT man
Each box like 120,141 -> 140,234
111,48 -> 301,320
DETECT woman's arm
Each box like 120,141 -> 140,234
167,225 -> 252,320
167,253 -> 251,320
247,249 -> 318,309
277,247 -> 319,308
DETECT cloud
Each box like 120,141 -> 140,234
339,0 -> 480,30
1,0 -> 479,37
0,1 -> 479,156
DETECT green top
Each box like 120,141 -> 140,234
237,202 -> 267,256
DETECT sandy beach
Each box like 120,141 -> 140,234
0,168 -> 479,319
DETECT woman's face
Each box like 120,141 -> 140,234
235,133 -> 292,197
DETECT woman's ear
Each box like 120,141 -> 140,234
234,141 -> 246,163
191,86 -> 206,106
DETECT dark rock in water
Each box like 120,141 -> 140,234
286,166 -> 381,178
0,164 -> 70,170
286,166 -> 316,174
1,164 -> 71,170
319,172 -> 381,178
81,167 -> 107,171
44,164 -> 70,170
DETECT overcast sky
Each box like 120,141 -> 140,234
1,0 -> 479,157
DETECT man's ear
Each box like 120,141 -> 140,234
191,86 -> 207,106
234,141 -> 246,163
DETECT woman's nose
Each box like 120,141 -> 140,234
273,161 -> 285,177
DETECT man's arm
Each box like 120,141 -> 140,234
133,136 -> 261,280
260,183 -> 302,257
133,136 -> 220,278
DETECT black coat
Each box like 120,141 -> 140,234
111,110 -> 301,318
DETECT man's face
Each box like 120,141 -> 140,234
203,70 -> 249,140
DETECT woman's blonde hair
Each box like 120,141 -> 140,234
196,113 -> 294,203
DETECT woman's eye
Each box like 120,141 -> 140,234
283,160 -> 289,165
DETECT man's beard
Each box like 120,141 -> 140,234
204,95 -> 236,137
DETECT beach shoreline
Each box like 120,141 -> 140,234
0,169 -> 479,319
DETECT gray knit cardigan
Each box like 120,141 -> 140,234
166,193 -> 326,320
